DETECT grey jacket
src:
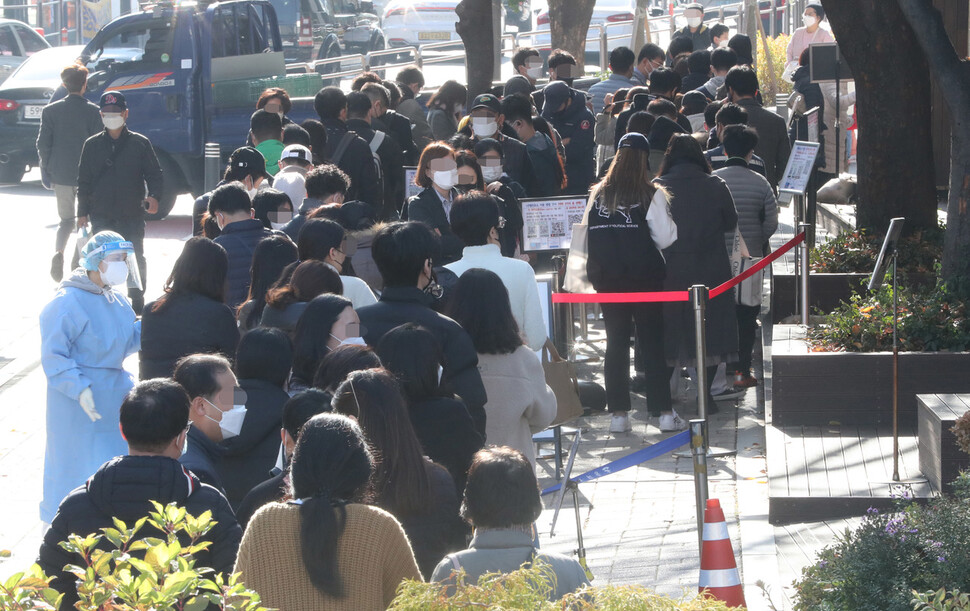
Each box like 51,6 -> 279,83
735,97 -> 791,189
431,529 -> 590,600
36,94 -> 103,186
397,98 -> 434,151
714,163 -> 779,256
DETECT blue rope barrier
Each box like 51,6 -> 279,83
541,430 -> 692,496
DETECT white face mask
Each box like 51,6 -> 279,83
718,38 -> 729,48
454,104 -> 465,117
471,118 -> 499,138
687,16 -> 702,28
247,187 -> 258,200
100,260 -> 129,286
802,14 -> 816,27
481,164 -> 503,182
204,398 -> 247,440
270,221 -> 287,231
526,66 -> 543,79
432,168 -> 459,190
330,333 -> 366,347
102,113 -> 125,130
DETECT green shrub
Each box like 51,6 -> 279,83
756,34 -> 792,107
2,502 -> 268,611
389,559 -> 742,610
794,492 -> 970,611
809,226 -> 943,276
914,588 -> 970,611
806,279 -> 970,352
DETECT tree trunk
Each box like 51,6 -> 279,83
895,0 -> 970,287
548,0 -> 596,70
820,0 -> 937,234
456,0 -> 495,104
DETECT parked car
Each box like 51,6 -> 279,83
0,44 -> 139,183
527,0 -> 665,58
0,18 -> 51,86
382,0 -> 503,48
267,0 -> 384,67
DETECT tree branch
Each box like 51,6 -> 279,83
895,0 -> 970,119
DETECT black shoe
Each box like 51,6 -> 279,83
50,252 -> 64,282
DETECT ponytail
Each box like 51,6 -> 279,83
298,491 -> 347,597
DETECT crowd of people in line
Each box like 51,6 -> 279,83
32,4 -> 847,607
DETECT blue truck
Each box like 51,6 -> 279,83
28,0 -> 329,218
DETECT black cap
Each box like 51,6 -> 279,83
227,146 -> 271,180
471,93 -> 502,114
99,90 -> 127,111
618,132 -> 650,152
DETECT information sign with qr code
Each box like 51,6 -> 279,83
520,196 -> 590,252
404,166 -> 422,199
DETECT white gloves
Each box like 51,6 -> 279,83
79,387 -> 101,423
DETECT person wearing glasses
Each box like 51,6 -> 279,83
38,379 -> 241,611
633,43 -> 665,86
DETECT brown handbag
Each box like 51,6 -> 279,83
541,339 -> 584,426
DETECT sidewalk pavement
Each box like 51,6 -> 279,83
535,317 -> 783,609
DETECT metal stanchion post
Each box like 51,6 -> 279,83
690,419 -> 709,553
690,285 -> 710,425
204,143 -> 221,194
799,223 -> 810,326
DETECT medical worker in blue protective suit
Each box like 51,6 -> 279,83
39,231 -> 141,523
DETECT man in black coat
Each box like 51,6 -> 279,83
174,354 -> 241,495
37,379 -> 240,611
76,91 -> 163,314
314,86 -> 383,216
37,63 -> 102,282
357,222 -> 488,437
457,93 -> 537,197
362,82 -> 419,166
209,181 -> 277,309
346,91 -> 406,221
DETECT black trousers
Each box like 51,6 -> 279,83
734,304 -> 761,373
92,216 -> 146,313
602,302 -> 671,415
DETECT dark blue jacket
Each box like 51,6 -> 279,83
180,426 -> 225,494
543,89 -> 596,195
214,219 -> 277,309
404,187 -> 464,264
38,455 -> 240,611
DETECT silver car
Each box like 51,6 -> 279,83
0,18 -> 51,85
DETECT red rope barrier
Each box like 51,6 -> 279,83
551,231 -> 806,305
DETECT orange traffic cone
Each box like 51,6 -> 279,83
699,498 -> 746,608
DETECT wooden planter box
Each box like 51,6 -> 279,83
771,325 -> 970,428
917,394 -> 970,493
770,265 -> 868,324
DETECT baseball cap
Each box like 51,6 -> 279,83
99,90 -> 127,111
617,132 -> 650,152
471,93 -> 502,114
227,146 -> 271,180
684,2 -> 704,12
280,144 -> 312,164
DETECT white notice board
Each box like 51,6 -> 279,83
779,141 -> 821,196
404,166 -> 422,199
521,195 -> 589,252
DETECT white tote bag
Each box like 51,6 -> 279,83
562,194 -> 596,294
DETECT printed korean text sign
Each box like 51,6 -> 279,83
521,196 -> 589,252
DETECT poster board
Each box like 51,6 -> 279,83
404,166 -> 422,199
809,42 -> 852,82
521,195 -> 589,253
805,106 -> 820,143
778,141 -> 821,195
868,217 -> 905,291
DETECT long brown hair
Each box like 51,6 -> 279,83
265,260 -> 342,309
592,147 -> 663,214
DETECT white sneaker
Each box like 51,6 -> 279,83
609,412 -> 632,433
659,410 -> 687,432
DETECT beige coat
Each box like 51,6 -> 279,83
477,346 -> 557,466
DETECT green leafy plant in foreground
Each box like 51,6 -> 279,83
914,588 -> 970,611
809,225 -> 944,277
389,559 -> 743,610
4,502 -> 268,611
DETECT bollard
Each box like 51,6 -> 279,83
690,285 -> 710,422
690,419 -> 709,553
204,143 -> 221,194
579,302 -> 588,339
776,93 -> 789,122
600,29 -> 608,71
60,27 -> 68,45
799,222 -> 810,326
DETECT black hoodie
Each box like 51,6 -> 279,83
38,455 -> 241,610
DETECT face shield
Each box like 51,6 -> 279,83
85,240 -> 142,290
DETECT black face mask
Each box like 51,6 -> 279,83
455,183 -> 475,194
